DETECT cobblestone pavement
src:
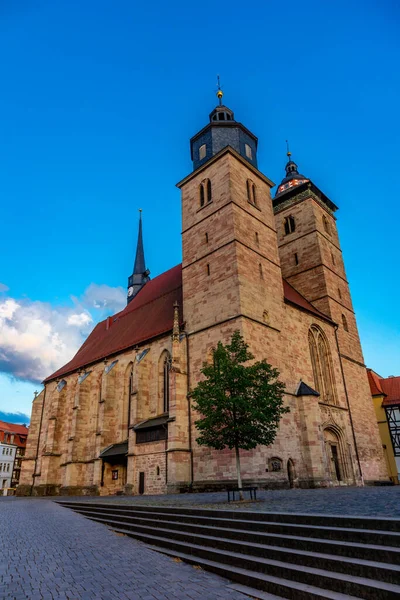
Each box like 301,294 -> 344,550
0,498 -> 249,600
51,486 -> 400,518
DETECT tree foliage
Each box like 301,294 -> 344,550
191,331 -> 288,454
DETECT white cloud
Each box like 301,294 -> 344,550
67,312 -> 93,327
79,283 -> 126,313
0,283 -> 9,293
0,283 -> 125,384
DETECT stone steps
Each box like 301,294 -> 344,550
57,501 -> 400,599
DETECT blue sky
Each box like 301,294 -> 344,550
0,0 -> 399,421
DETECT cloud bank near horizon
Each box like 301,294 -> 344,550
0,284 -> 125,384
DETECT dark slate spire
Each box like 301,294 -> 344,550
127,210 -> 150,304
133,210 -> 146,275
275,142 -> 309,198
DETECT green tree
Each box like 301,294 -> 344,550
191,331 -> 288,499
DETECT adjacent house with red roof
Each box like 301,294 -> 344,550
0,421 -> 29,489
368,369 -> 400,483
19,94 -> 388,496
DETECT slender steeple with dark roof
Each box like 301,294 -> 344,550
127,210 -> 150,304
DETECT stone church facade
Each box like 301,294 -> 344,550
18,96 -> 388,496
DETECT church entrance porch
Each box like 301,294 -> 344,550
99,441 -> 128,495
323,427 -> 353,485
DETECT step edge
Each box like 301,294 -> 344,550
70,509 -> 400,551
108,525 -> 400,592
87,516 -> 400,571
61,506 -> 400,537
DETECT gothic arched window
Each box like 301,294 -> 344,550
159,351 -> 171,414
284,215 -> 296,235
199,183 -> 205,207
308,325 -> 336,405
323,215 -> 330,235
199,179 -> 212,207
246,179 -> 257,206
206,179 -> 212,203
128,367 -> 134,429
342,314 -> 349,332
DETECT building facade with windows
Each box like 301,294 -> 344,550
0,442 -> 17,491
368,370 -> 400,484
0,421 -> 28,488
18,95 -> 388,496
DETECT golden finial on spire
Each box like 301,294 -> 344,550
216,74 -> 223,105
286,140 -> 292,159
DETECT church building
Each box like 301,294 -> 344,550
18,91 -> 388,496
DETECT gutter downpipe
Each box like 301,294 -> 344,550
31,385 -> 46,496
334,326 -> 363,484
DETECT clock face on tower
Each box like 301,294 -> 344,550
127,287 -> 134,297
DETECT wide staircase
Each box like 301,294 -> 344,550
57,501 -> 400,599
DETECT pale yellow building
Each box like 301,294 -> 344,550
368,369 -> 400,484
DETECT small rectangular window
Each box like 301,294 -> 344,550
207,264 -> 210,276
294,253 -> 299,265
245,144 -> 252,159
199,144 -> 206,160
205,232 -> 208,244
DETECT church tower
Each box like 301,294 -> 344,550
273,148 -> 385,482
273,148 -> 360,365
177,87 -> 284,381
127,211 -> 150,303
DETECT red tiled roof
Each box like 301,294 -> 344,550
45,264 -> 183,382
367,369 -> 385,396
367,369 -> 400,406
381,376 -> 400,407
0,421 -> 29,436
45,265 -> 333,383
282,280 -> 334,323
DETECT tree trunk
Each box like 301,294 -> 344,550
235,444 -> 243,501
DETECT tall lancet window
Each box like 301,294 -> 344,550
158,351 -> 171,414
199,179 -> 212,207
308,325 -> 336,405
163,355 -> 170,413
128,367 -> 134,429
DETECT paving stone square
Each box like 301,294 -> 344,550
0,498 -> 248,600
2,487 -> 400,600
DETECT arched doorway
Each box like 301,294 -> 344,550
324,428 -> 346,483
287,459 -> 296,488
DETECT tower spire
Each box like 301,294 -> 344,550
216,75 -> 223,106
127,210 -> 150,304
133,209 -> 145,275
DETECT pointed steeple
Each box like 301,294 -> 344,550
127,210 -> 150,304
133,210 -> 146,275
